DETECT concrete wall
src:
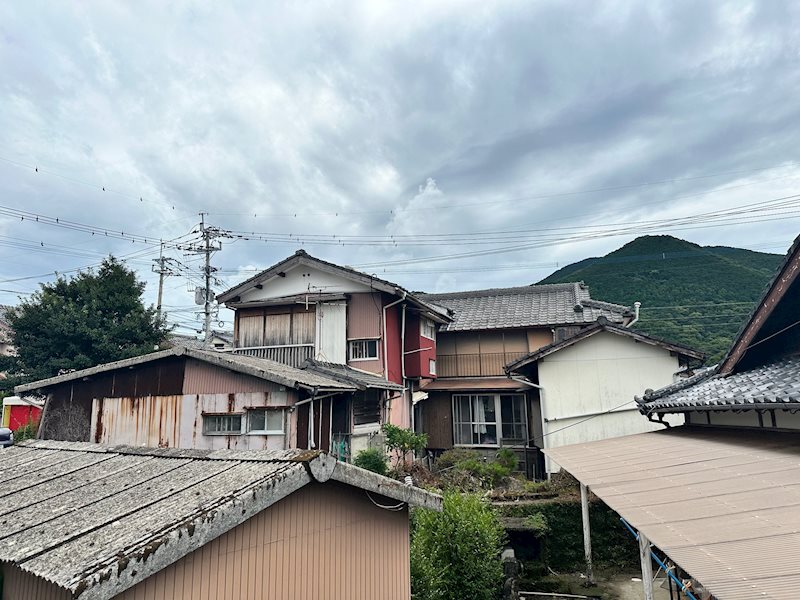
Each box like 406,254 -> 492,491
538,331 -> 684,473
114,482 -> 411,600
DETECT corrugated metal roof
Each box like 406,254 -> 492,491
15,347 -> 355,394
420,283 -> 631,332
545,427 -> 800,600
0,440 -> 441,600
303,359 -> 405,391
639,355 -> 800,414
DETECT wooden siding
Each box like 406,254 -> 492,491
421,391 -> 453,449
235,306 -> 316,348
1,564 -> 71,600
38,357 -> 186,442
114,482 -> 411,600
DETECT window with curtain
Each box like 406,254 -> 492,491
453,393 -> 526,446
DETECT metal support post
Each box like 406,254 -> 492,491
580,483 -> 594,584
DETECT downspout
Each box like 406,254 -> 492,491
626,301 -> 641,328
401,303 -> 411,431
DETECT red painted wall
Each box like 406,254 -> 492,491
404,312 -> 437,379
9,405 -> 41,431
384,299 -> 403,384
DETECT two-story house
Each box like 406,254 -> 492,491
416,284 -> 702,477
216,250 -> 451,456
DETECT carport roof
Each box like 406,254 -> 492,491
545,426 -> 800,600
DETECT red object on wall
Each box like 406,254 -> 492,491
9,405 -> 41,431
384,299 -> 403,384
403,311 -> 437,379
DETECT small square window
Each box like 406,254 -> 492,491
248,409 -> 284,434
203,414 -> 242,435
349,339 -> 379,361
421,318 -> 437,340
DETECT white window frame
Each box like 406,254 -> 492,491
348,338 -> 379,361
421,317 -> 437,341
247,408 -> 285,435
203,413 -> 243,435
429,359 -> 436,375
452,393 -> 525,447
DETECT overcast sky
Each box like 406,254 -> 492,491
2,1 -> 800,334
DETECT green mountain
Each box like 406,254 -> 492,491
539,235 -> 783,363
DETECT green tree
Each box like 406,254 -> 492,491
381,423 -> 427,469
411,492 -> 506,600
3,257 -> 169,388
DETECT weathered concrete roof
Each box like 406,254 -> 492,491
420,282 -> 631,332
14,347 -> 355,394
0,440 -> 442,600
506,317 -> 705,373
303,359 -> 405,391
639,355 -> 800,414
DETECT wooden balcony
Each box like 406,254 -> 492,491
231,344 -> 315,367
437,352 -> 528,377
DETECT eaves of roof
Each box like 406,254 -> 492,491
505,318 -> 705,373
1,441 -> 441,600
217,250 -> 450,323
14,347 -> 354,394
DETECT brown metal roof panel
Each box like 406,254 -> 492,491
421,377 -> 527,391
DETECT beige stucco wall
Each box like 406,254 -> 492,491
538,332 -> 684,473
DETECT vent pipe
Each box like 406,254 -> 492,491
627,301 -> 641,328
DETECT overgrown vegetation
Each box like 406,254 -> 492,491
352,447 -> 388,475
433,448 -> 514,490
12,419 -> 39,442
540,235 -> 782,362
411,492 -> 506,600
381,423 -> 427,469
0,257 -> 169,391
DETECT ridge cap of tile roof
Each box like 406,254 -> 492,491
419,281 -> 585,300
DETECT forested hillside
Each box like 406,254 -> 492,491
539,236 -> 783,362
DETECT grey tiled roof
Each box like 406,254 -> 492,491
0,441 -> 440,599
304,359 -> 405,391
639,356 -> 800,413
420,283 -> 631,332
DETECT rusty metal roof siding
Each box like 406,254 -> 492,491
420,377 -> 528,391
639,355 -> 800,414
420,283 -> 631,332
545,427 -> 800,600
0,441 -> 441,600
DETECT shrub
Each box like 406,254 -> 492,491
457,458 -> 511,488
381,423 -> 427,468
495,448 -> 518,471
434,448 -> 480,471
411,492 -> 506,600
12,419 -> 39,443
353,448 -> 388,476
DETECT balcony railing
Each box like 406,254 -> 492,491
437,352 -> 528,377
230,344 -> 314,367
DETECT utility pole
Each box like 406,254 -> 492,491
152,241 -> 173,322
195,213 -> 222,347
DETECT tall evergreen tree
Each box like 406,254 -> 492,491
2,258 -> 169,389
